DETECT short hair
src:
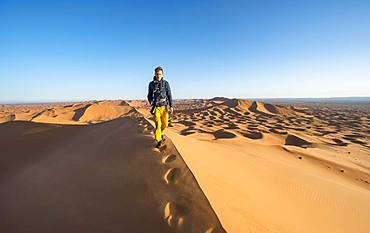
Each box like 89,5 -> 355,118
154,66 -> 163,73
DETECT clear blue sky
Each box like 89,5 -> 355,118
1,0 -> 369,103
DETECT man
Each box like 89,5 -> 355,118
147,66 -> 174,149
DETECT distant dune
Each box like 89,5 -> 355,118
0,98 -> 369,233
221,98 -> 300,116
0,100 -> 134,125
256,96 -> 370,105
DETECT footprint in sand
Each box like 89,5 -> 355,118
159,144 -> 168,151
163,201 -> 188,228
162,154 -> 177,164
164,168 -> 181,184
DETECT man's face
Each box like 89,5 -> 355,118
155,70 -> 163,80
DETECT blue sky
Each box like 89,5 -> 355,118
0,0 -> 369,103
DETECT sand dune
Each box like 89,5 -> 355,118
1,98 -> 369,233
161,98 -> 370,233
0,101 -> 135,125
221,98 -> 300,117
0,101 -> 225,233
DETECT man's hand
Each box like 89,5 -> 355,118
169,107 -> 174,114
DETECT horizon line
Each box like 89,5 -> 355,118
1,96 -> 370,105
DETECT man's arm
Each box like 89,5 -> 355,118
166,81 -> 173,108
147,82 -> 153,105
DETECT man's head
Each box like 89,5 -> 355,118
154,66 -> 163,80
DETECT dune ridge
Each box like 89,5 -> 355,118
0,101 -> 225,233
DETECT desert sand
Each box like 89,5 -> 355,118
0,100 -> 224,233
0,98 -> 369,233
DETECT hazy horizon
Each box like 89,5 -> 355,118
2,96 -> 370,105
1,0 -> 370,102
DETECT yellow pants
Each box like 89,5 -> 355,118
154,105 -> 169,142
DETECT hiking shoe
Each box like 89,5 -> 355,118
155,140 -> 162,149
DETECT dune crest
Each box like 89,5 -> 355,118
0,100 -> 135,125
221,98 -> 300,116
77,101 -> 133,123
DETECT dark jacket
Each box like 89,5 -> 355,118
147,77 -> 173,107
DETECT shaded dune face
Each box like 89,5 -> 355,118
285,134 -> 313,148
0,105 -> 225,233
213,129 -> 237,139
